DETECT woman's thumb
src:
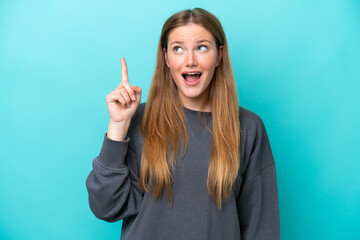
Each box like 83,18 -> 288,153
131,85 -> 142,101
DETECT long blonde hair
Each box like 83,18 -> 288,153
140,8 -> 240,209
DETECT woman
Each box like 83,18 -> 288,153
86,8 -> 280,240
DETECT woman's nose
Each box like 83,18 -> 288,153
185,52 -> 197,67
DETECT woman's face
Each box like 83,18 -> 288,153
164,23 -> 223,111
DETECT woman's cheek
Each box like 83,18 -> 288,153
168,55 -> 182,69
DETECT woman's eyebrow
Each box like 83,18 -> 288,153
170,40 -> 212,46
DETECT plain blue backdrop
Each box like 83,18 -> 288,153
1,0 -> 359,239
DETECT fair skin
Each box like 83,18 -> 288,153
106,58 -> 142,141
164,23 -> 223,112
106,23 -> 222,141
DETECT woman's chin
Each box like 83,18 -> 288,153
178,89 -> 207,103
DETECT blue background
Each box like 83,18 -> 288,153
1,0 -> 359,239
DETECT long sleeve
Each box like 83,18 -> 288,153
237,112 -> 280,239
85,119 -> 143,222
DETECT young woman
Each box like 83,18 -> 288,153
86,8 -> 280,240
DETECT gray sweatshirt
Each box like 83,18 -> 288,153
86,103 -> 280,239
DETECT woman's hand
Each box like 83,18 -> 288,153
106,58 -> 142,141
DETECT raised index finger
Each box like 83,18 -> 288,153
121,57 -> 129,83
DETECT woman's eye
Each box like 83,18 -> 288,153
198,45 -> 208,52
174,46 -> 183,53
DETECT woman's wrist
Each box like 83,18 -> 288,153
107,120 -> 131,141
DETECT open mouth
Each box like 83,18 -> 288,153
182,72 -> 202,82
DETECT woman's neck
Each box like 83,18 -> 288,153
178,88 -> 211,112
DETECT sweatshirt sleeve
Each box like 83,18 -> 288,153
237,114 -> 280,239
85,119 -> 143,222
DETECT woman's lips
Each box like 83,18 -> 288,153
182,72 -> 202,86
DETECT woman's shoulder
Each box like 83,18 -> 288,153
238,106 -> 266,132
239,106 -> 262,127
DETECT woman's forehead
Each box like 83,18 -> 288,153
168,23 -> 215,44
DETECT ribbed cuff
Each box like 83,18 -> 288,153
98,133 -> 130,169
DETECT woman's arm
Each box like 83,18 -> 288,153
86,57 -> 143,222
237,113 -> 280,239
86,118 -> 143,222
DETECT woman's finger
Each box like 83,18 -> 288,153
131,85 -> 142,93
130,85 -> 142,103
107,91 -> 121,103
112,86 -> 136,103
119,88 -> 131,105
108,91 -> 128,108
121,57 -> 129,83
117,94 -> 126,107
106,92 -> 118,103
122,81 -> 136,101
120,58 -> 136,101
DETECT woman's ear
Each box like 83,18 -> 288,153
216,46 -> 223,67
163,48 -> 170,68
